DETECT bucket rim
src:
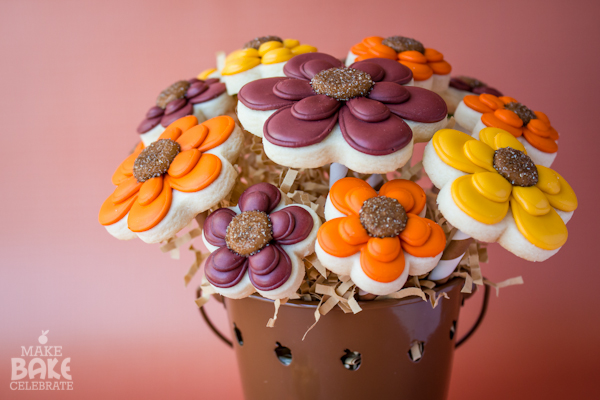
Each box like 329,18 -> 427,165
234,278 -> 466,311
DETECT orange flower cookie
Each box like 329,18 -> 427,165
423,128 -> 577,261
99,115 -> 244,243
346,36 -> 452,94
315,178 -> 446,295
454,93 -> 559,167
218,36 -> 317,95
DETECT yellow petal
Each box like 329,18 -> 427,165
282,39 -> 300,48
544,171 -> 578,212
471,172 -> 512,203
494,130 -> 526,153
463,140 -> 496,172
291,44 -> 318,55
512,186 -> 551,216
221,56 -> 261,75
258,41 -> 283,57
261,48 -> 294,64
535,165 -> 560,195
478,127 -> 504,149
451,175 -> 509,224
432,129 -> 487,174
511,198 -> 568,250
226,48 -> 259,62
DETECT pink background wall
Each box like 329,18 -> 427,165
1,0 -> 599,398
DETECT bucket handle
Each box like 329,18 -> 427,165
198,282 -> 490,349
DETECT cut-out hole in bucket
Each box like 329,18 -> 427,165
233,323 -> 243,346
408,341 -> 424,362
450,321 -> 456,340
341,349 -> 362,371
275,342 -> 292,366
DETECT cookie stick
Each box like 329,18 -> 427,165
428,230 -> 472,281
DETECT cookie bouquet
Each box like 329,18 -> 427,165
98,35 -> 577,400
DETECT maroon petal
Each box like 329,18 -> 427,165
346,97 -> 390,122
273,79 -> 315,100
146,106 -> 164,119
368,82 -> 410,104
473,86 -> 503,96
283,52 -> 343,80
248,245 -> 280,275
351,58 -> 412,85
204,208 -> 237,247
301,59 -> 337,80
271,206 -> 314,245
291,95 -> 341,121
205,247 -> 248,288
339,106 -> 412,156
238,183 -> 281,213
238,77 -> 295,111
186,81 -> 209,98
165,98 -> 186,114
204,78 -> 220,85
188,82 -> 227,104
264,106 -> 338,147
137,116 -> 161,134
386,87 -> 447,123
351,61 -> 385,82
160,101 -> 193,127
248,244 -> 292,291
449,77 -> 471,91
188,78 -> 200,84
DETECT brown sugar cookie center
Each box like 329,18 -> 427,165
133,139 -> 180,183
504,102 -> 536,125
493,147 -> 538,187
243,35 -> 283,50
156,81 -> 191,109
359,196 -> 408,238
382,36 -> 425,54
225,211 -> 273,257
311,68 -> 373,101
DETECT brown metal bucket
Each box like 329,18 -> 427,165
200,278 -> 489,400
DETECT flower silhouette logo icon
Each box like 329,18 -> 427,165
38,330 -> 49,345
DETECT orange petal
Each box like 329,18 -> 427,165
351,42 -> 369,55
196,116 -> 235,152
111,150 -> 142,185
330,177 -> 372,216
99,193 -> 137,226
368,44 -> 397,59
424,48 -> 444,62
318,218 -> 363,257
522,128 -> 558,153
132,141 -> 144,153
464,95 -> 494,113
176,124 -> 208,151
401,218 -> 446,258
534,111 -> 550,125
138,176 -> 163,206
494,109 -> 523,128
165,115 -> 198,134
547,126 -> 559,140
168,153 -> 222,192
429,60 -> 452,75
499,96 -> 518,105
339,215 -> 370,246
481,113 -> 523,137
360,245 -> 405,283
527,119 -> 551,138
128,177 -> 172,232
168,149 -> 201,178
398,50 -> 427,64
399,213 -> 431,247
367,237 -> 401,262
345,186 -> 377,215
479,94 -> 504,111
111,175 -> 142,204
379,179 -> 426,214
363,36 -> 384,47
158,126 -> 182,141
398,61 -> 433,81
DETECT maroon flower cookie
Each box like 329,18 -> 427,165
202,183 -> 321,300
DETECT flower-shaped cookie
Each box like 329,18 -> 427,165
99,115 -> 243,243
137,78 -> 235,146
346,36 -> 452,94
440,76 -> 503,114
202,183 -> 321,300
237,52 -> 448,174
454,93 -> 559,167
315,178 -> 446,295
220,36 -> 317,95
423,128 -> 577,261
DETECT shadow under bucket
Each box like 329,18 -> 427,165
203,278 -> 488,400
